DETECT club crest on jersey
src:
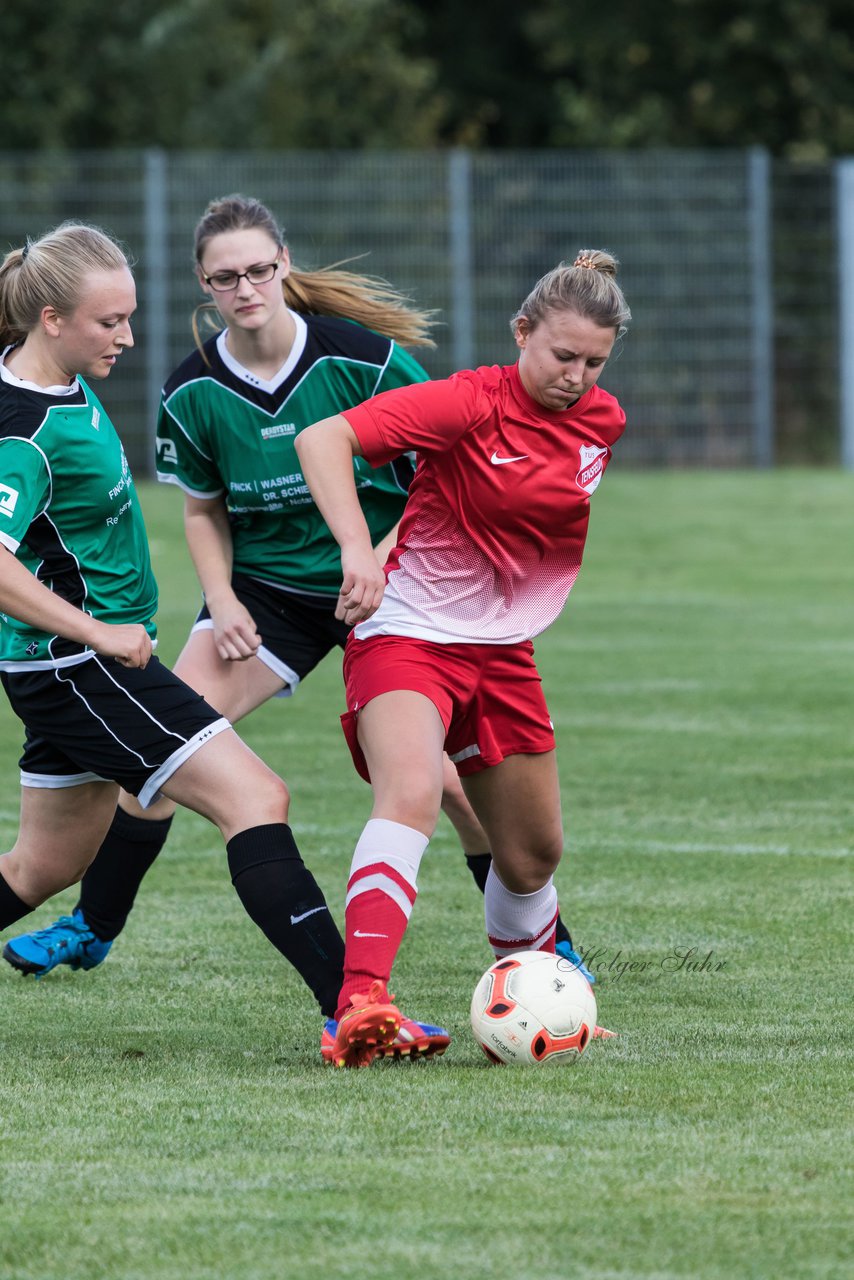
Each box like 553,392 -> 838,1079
576,444 -> 608,494
91,407 -> 100,430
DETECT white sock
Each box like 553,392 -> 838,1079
484,865 -> 559,956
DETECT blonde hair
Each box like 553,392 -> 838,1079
0,222 -> 129,349
511,250 -> 631,337
191,193 -> 436,354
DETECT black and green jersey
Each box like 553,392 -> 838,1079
155,312 -> 426,595
0,357 -> 158,670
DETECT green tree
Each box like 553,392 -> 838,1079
407,0 -> 854,157
0,0 -> 444,148
2,0 -> 853,154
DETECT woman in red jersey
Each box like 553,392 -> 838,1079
295,252 -> 631,1066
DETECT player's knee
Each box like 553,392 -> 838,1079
268,772 -> 291,815
236,769 -> 290,821
541,832 -> 564,870
496,832 -> 563,893
532,835 -> 564,881
5,847 -> 90,904
376,776 -> 442,836
186,759 -> 291,835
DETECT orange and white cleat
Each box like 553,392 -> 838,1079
324,980 -> 402,1068
321,1013 -> 451,1064
592,1024 -> 619,1039
380,1016 -> 451,1061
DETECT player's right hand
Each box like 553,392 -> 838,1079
210,598 -> 262,662
92,622 -> 153,669
337,545 -> 386,625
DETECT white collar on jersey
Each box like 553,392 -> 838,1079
216,310 -> 308,394
0,344 -> 80,396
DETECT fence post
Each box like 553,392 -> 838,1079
143,148 -> 169,476
837,158 -> 854,470
748,147 -> 774,468
448,149 -> 474,371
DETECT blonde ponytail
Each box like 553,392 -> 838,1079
283,262 -> 436,348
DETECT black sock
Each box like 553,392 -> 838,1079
76,807 -> 173,942
466,851 -> 573,947
465,852 -> 492,892
227,823 -> 344,1018
554,915 -> 572,947
0,870 -> 33,931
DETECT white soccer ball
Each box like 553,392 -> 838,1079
470,950 -> 597,1065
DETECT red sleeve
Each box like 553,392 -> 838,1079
588,387 -> 627,447
342,371 -> 484,466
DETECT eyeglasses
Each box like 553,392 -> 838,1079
202,261 -> 280,292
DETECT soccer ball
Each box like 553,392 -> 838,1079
470,950 -> 597,1066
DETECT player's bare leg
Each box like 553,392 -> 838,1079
1,780 -> 120,906
460,751 -> 564,894
327,691 -> 447,1066
5,630 -> 292,974
121,626 -> 289,825
0,782 -> 125,976
463,754 -> 614,1036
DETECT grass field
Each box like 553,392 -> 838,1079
1,470 -> 851,1280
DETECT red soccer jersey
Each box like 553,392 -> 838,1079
343,362 -> 626,644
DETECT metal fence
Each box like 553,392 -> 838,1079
0,148 -> 846,472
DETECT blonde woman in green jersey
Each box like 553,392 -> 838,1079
0,221 -> 353,1024
4,200 -> 591,1058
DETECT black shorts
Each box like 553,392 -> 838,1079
1,654 -> 230,808
192,573 -> 350,695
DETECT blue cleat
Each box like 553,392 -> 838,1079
2,909 -> 112,978
555,939 -> 596,984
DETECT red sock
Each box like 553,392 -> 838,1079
336,879 -> 412,1020
334,820 -> 428,1022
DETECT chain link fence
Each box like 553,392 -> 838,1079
0,148 -> 843,472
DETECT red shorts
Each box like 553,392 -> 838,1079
341,633 -> 555,782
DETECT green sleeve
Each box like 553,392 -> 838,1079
155,394 -> 226,497
0,438 -> 51,551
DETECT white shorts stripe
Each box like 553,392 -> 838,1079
138,716 -> 231,808
20,769 -> 106,790
255,644 -> 300,696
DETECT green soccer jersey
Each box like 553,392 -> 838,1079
155,312 -> 427,595
0,359 -> 157,669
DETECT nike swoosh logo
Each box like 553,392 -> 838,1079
290,906 -> 328,925
353,929 -> 388,938
490,451 -> 529,465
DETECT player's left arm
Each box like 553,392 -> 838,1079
183,493 -> 260,661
